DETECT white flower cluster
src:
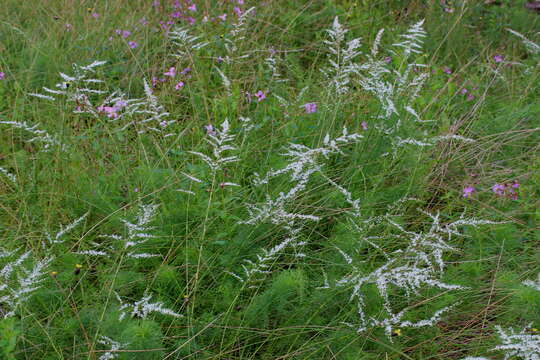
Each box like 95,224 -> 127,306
116,291 -> 182,320
97,335 -> 128,360
29,60 -> 107,107
461,325 -> 540,360
77,203 -> 160,259
188,119 -> 239,176
337,209 -> 500,336
321,17 -> 362,95
0,120 -> 65,152
232,128 -> 362,284
0,166 -> 16,184
243,127 -> 362,227
169,26 -> 209,59
0,249 -> 51,319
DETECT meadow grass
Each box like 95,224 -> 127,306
0,0 -> 539,359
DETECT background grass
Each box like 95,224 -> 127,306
0,0 -> 539,359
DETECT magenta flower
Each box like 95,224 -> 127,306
460,88 -> 468,95
140,18 -> 148,26
164,67 -> 176,77
254,90 -> 266,102
493,54 -> 504,63
204,124 -> 216,136
128,41 -> 138,49
188,4 -> 196,12
361,121 -> 368,130
511,181 -> 519,188
181,67 -> 191,75
237,0 -> 244,3
303,103 -> 316,114
122,30 -> 131,38
234,7 -> 242,17
0,72 -> 5,80
384,56 -> 392,63
171,11 -> 182,18
443,67 -> 452,75
175,81 -> 184,90
466,94 -> 475,101
218,13 -> 227,21
91,12 -> 99,19
492,183 -> 505,196
462,186 -> 475,198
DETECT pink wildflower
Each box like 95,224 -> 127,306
218,13 -> 227,21
493,54 -> 504,63
443,67 -> 452,74
303,103 -> 316,114
128,41 -> 138,49
204,124 -> 216,136
122,30 -> 131,38
164,67 -> 176,77
233,7 -> 242,17
492,183 -> 505,196
361,121 -> 368,130
460,88 -> 468,95
0,72 -> 5,80
188,4 -> 196,12
175,81 -> 184,90
91,12 -> 99,19
254,90 -> 266,102
462,186 -> 475,198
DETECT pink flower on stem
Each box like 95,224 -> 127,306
204,124 -> 216,136
0,72 -> 5,80
462,186 -> 475,198
361,121 -> 368,130
188,4 -> 196,12
91,12 -> 99,19
254,90 -> 266,102
460,88 -> 468,95
122,30 -> 131,38
303,103 -> 316,114
128,41 -> 138,49
492,183 -> 505,196
164,67 -> 176,77
233,7 -> 242,17
443,67 -> 452,75
218,13 -> 227,21
175,81 -> 184,90
493,54 -> 504,63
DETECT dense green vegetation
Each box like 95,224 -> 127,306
0,0 -> 539,359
